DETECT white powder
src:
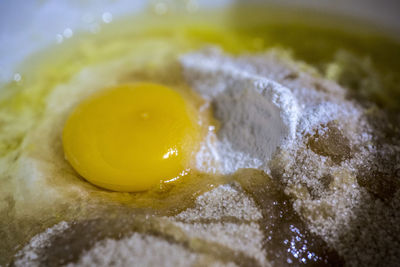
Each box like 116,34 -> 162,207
183,48 -> 300,174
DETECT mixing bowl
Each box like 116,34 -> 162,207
1,0 -> 399,84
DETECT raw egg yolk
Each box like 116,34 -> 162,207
62,83 -> 199,192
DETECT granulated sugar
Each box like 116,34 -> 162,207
14,221 -> 70,267
69,233 -> 230,267
15,184 -> 264,267
182,48 -> 400,265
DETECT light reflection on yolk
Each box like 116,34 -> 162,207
62,82 -> 199,192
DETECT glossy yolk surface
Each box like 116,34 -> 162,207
62,83 -> 199,192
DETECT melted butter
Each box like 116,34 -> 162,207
234,169 -> 343,265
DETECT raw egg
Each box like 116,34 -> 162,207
62,82 -> 200,192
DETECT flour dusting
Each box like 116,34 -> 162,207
183,48 -> 300,174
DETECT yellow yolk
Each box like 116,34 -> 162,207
62,83 -> 199,192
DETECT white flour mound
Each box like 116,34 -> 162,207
183,48 -> 300,174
